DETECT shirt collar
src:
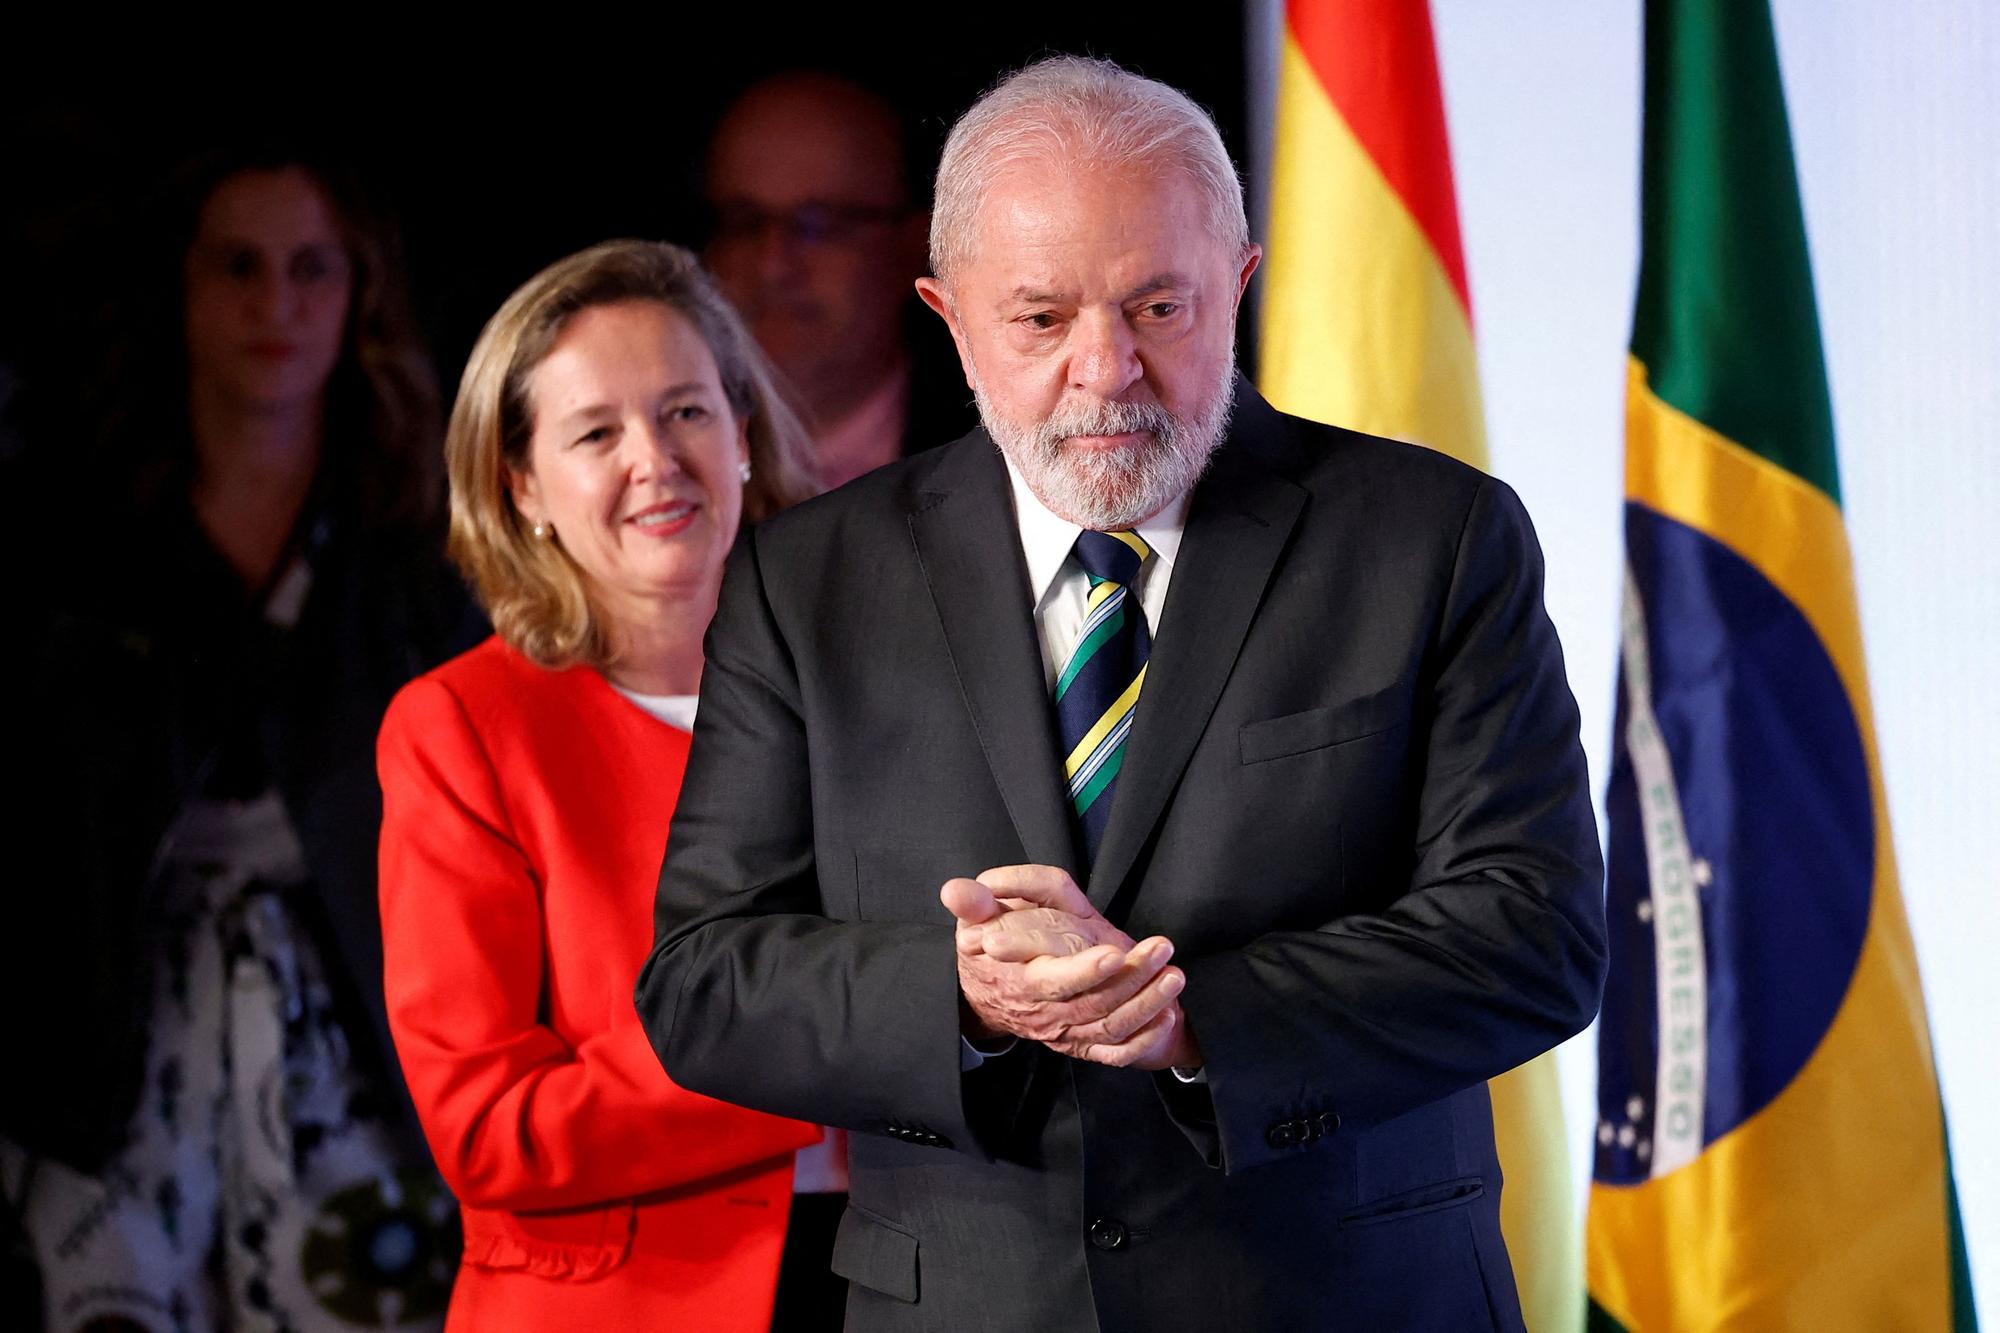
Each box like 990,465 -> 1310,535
1002,454 -> 1189,606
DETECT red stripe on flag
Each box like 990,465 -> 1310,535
1285,0 -> 1472,316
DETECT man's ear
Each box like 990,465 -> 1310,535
1234,243 -> 1264,308
915,276 -> 976,387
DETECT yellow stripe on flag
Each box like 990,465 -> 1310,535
1488,1054 -> 1582,1333
1259,34 -> 1487,468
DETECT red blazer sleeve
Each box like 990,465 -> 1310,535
377,674 -> 818,1213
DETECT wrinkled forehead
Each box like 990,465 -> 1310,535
962,158 -> 1233,287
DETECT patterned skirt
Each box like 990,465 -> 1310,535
9,791 -> 455,1332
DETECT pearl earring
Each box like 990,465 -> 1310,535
531,522 -> 552,541
739,460 -> 754,484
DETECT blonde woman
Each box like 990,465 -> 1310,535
376,241 -> 827,1328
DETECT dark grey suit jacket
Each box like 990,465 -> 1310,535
635,382 -> 1606,1332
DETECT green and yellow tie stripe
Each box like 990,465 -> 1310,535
1054,529 -> 1151,858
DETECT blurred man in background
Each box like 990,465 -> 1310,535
704,72 -> 973,489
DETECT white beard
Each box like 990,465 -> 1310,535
969,354 -> 1237,530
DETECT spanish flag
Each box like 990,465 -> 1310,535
1258,0 -> 1484,465
1257,5 -> 1580,1330
1585,2 -> 1979,1329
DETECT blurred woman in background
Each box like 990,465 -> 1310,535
2,150 -> 472,1331
375,240 -> 832,1329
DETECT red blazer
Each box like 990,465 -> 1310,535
378,637 -> 818,1330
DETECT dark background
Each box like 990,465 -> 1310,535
0,12 -> 1250,456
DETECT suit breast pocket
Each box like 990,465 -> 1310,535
1239,686 -> 1409,765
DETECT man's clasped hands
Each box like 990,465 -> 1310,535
942,865 -> 1201,1072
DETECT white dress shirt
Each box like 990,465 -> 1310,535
1003,459 -> 1189,686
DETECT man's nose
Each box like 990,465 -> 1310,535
752,225 -> 808,283
1067,310 -> 1142,400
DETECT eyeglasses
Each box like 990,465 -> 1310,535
707,199 -> 911,250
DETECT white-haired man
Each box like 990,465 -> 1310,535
638,57 -> 1604,1331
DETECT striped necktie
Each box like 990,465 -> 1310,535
1055,529 -> 1152,859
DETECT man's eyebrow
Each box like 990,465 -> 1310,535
1000,273 -> 1193,306
1123,272 -> 1191,300
1004,285 -> 1068,304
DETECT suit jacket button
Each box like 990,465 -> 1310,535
1266,1122 -> 1299,1149
1317,1112 -> 1342,1136
1088,1218 -> 1128,1251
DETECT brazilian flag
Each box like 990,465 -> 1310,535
1585,1 -> 1978,1329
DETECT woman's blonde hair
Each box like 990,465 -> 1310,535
445,239 -> 818,670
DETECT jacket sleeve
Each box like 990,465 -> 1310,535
633,535 -> 1001,1159
1176,475 -> 1607,1173
377,675 -> 819,1213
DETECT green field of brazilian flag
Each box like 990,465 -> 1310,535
1584,1 -> 1977,1328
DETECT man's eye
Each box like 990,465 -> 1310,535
1021,312 -> 1059,331
577,426 -> 614,446
1141,302 -> 1180,319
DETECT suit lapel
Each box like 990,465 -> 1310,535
1087,404 -> 1307,909
906,439 -> 1082,879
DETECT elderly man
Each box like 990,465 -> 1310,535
704,72 -> 973,488
638,56 -> 1604,1332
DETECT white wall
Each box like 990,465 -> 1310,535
1424,0 -> 1998,1310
